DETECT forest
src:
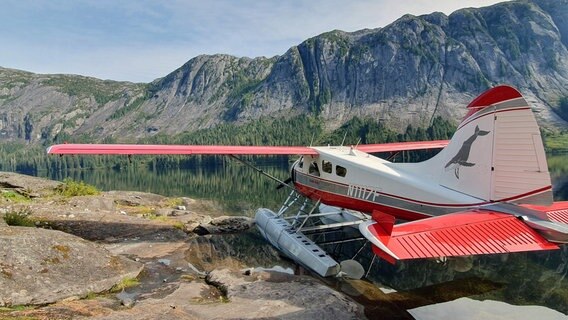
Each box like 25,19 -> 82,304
0,113 -> 550,175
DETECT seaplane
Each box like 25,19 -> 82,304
47,85 -> 568,278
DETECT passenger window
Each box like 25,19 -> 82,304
336,165 -> 347,177
309,161 -> 320,176
322,160 -> 332,174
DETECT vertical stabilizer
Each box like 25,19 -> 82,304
426,86 -> 552,205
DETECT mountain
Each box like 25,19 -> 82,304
0,0 -> 567,145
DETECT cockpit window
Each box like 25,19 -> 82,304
309,161 -> 320,176
336,165 -> 347,177
322,160 -> 332,174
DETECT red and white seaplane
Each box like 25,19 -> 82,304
48,85 -> 568,278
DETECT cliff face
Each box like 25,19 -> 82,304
0,0 -> 566,143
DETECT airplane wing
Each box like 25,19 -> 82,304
46,144 -> 319,155
359,210 -> 559,264
47,140 -> 449,156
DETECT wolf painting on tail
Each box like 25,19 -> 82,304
444,125 -> 490,179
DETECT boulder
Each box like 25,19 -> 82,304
0,226 -> 142,306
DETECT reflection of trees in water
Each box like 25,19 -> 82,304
553,178 -> 568,201
357,247 -> 568,314
319,227 -> 567,314
184,230 -> 292,272
39,158 -> 292,214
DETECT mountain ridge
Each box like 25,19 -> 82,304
0,0 -> 567,145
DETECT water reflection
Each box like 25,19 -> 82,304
409,298 -> 567,320
33,154 -> 568,317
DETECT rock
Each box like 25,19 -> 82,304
204,269 -> 365,319
116,292 -> 136,308
154,208 -> 172,217
68,195 -> 116,212
0,172 -> 61,197
79,269 -> 364,320
176,205 -> 186,211
0,227 -> 142,306
106,191 -> 166,207
155,209 -> 187,217
197,216 -> 254,234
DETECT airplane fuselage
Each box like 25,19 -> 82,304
291,146 -> 483,221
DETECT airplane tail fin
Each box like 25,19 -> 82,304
423,85 -> 552,205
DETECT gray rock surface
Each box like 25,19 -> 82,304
0,227 -> 142,306
78,269 -> 364,320
0,172 -> 60,197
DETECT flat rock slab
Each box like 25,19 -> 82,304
0,226 -> 142,306
81,269 -> 364,320
0,171 -> 60,196
105,191 -> 166,207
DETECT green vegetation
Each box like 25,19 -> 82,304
110,277 -> 140,293
173,221 -> 185,230
557,96 -> 568,122
542,130 -> 568,153
55,178 -> 100,197
3,207 -> 35,227
109,96 -> 146,120
0,113 -> 450,176
1,190 -> 30,203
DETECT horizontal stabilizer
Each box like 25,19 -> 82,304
360,210 -> 559,264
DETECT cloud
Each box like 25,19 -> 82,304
0,0 -> 510,82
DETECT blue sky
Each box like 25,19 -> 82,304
1,0 -> 508,83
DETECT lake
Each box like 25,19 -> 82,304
32,154 -> 568,319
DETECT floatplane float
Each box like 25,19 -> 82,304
48,85 -> 568,279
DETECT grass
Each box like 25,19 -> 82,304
145,213 -> 168,222
110,277 -> 140,293
165,197 -> 184,207
1,191 -> 30,203
542,130 -> 568,153
3,207 -> 35,227
173,221 -> 185,230
55,178 -> 100,197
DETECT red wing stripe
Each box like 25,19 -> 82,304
47,144 -> 318,156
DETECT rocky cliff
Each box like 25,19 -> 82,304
0,0 -> 567,144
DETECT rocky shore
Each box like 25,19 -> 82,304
0,172 -> 365,319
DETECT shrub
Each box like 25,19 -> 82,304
110,277 -> 140,292
3,207 -> 35,227
56,179 -> 100,197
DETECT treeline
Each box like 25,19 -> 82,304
0,115 -> 457,174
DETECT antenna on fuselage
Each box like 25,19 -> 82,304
354,137 -> 361,148
340,132 -> 348,147
309,132 -> 316,147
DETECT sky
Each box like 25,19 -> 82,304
0,0 -> 509,83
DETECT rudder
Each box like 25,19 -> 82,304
427,86 -> 552,205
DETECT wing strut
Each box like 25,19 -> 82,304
229,155 -> 294,191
